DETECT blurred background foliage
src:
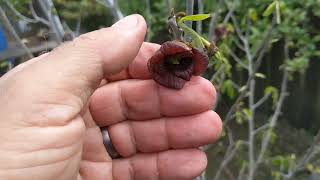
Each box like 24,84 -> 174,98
0,0 -> 320,179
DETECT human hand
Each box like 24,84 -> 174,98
0,15 -> 222,180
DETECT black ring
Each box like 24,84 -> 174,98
101,127 -> 121,159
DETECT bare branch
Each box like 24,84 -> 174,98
225,45 -> 248,69
253,123 -> 270,135
145,0 -> 152,42
28,2 -> 50,26
208,0 -> 224,41
4,0 -> 47,26
210,64 -> 225,82
166,0 -> 172,14
196,0 -> 204,34
185,0 -> 194,42
253,93 -> 271,109
0,6 -> 33,59
213,126 -> 239,180
256,40 -> 290,167
37,0 -> 65,43
232,37 -> 246,52
96,0 -> 123,21
224,16 -> 276,125
237,163 -> 247,180
280,131 -> 320,179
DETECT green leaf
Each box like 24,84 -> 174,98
248,8 -> 258,22
221,80 -> 236,98
306,163 -> 314,172
177,21 -> 205,49
263,1 -> 276,17
0,61 -> 9,69
264,86 -> 279,106
275,1 -> 281,24
255,73 -> 266,79
239,86 -> 247,92
179,14 -> 211,22
235,111 -> 244,124
242,108 -> 253,119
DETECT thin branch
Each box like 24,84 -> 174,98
225,45 -> 248,69
208,0 -> 224,41
4,0 -> 46,26
210,64 -> 225,82
256,41 -> 290,167
253,123 -> 270,135
223,7 -> 233,24
214,143 -> 239,180
96,0 -> 123,21
166,0 -> 172,14
229,10 -> 246,43
233,37 -> 246,52
185,0 -> 194,42
282,131 -> 320,179
253,93 -> 271,109
28,2 -> 50,26
37,0 -> 65,43
0,6 -> 33,59
237,163 -> 247,180
224,17 -> 276,125
245,16 -> 251,39
145,0 -> 152,42
196,0 -> 204,34
75,16 -> 82,36
213,126 -> 238,180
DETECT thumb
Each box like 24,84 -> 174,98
0,14 -> 146,126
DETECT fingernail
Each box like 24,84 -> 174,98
112,15 -> 139,29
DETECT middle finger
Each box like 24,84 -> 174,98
90,76 -> 216,127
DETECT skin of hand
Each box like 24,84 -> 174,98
0,15 -> 222,180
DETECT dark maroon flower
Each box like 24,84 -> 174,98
148,41 -> 209,89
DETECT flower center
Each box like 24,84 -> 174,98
164,56 -> 193,72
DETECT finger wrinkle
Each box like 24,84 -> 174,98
163,118 -> 170,150
155,153 -> 161,180
118,83 -> 129,121
128,158 -> 135,180
128,121 -> 137,155
155,84 -> 164,118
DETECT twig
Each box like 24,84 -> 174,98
253,123 -> 270,135
210,64 -> 225,82
213,127 -> 238,180
0,6 -> 33,59
225,45 -> 248,69
256,40 -> 290,168
283,130 -> 320,179
224,16 -> 276,125
166,0 -> 172,14
196,0 -> 204,34
232,38 -> 246,52
185,0 -> 194,42
28,2 -> 50,26
37,0 -> 65,43
4,0 -> 49,26
145,0 -> 152,42
96,0 -> 123,21
253,93 -> 271,109
237,163 -> 247,180
208,0 -> 224,41
223,166 -> 236,180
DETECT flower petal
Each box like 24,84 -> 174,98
172,62 -> 194,81
160,41 -> 192,56
152,62 -> 187,89
192,48 -> 209,75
